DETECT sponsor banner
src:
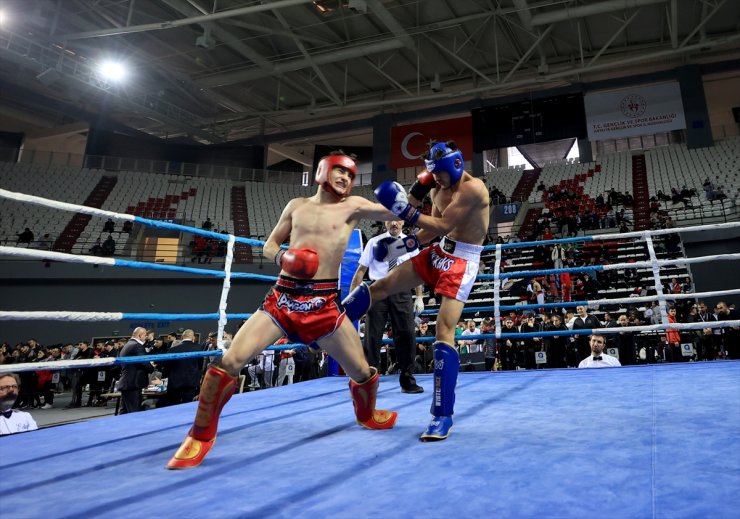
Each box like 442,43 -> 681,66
390,117 -> 472,169
584,82 -> 686,141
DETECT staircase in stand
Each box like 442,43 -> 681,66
53,176 -> 118,253
510,168 -> 542,202
231,186 -> 253,264
631,155 -> 651,231
517,207 -> 543,239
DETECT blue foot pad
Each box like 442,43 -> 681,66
420,415 -> 453,442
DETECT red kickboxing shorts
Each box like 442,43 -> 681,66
411,237 -> 482,303
260,276 -> 345,344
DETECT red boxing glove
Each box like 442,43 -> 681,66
409,169 -> 436,201
275,248 -> 319,279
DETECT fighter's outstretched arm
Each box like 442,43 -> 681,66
351,195 -> 401,222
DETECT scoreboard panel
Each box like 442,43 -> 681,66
472,93 -> 587,151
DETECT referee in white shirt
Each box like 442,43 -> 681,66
351,220 -> 425,393
578,334 -> 621,368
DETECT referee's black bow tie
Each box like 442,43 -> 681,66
1,409 -> 12,418
593,356 -> 603,361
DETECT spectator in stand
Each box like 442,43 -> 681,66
66,341 -> 94,408
560,271 -> 572,302
689,302 -> 717,361
573,306 -> 601,360
480,318 -> 497,371
89,238 -> 103,256
582,274 -> 599,298
715,301 -> 739,359
202,217 -> 213,230
607,188 -> 620,206
103,218 -> 115,233
15,228 -> 34,247
545,314 -> 567,368
499,317 -> 518,370
122,220 -> 133,234
415,321 -> 435,373
665,307 -> 682,362
101,234 -> 116,256
614,315 -> 636,365
519,315 -> 542,369
459,319 -> 481,354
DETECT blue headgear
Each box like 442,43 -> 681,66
424,142 -> 464,185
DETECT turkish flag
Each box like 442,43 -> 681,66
390,117 -> 473,169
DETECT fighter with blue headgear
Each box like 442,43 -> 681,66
423,141 -> 465,188
347,139 -> 490,442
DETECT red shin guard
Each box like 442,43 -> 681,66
167,365 -> 237,470
349,368 -> 398,430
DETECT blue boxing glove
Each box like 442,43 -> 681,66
373,234 -> 420,263
374,181 -> 420,225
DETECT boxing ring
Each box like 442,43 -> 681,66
1,188 -> 739,518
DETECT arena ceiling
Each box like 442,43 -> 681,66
1,0 -> 739,154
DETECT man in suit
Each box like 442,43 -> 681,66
117,327 -> 154,413
162,329 -> 203,406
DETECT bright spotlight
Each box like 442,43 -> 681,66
0,10 -> 7,26
99,60 -> 127,82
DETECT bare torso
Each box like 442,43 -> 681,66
431,173 -> 489,245
278,194 -> 374,279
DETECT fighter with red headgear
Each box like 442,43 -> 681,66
314,153 -> 357,199
167,151 -> 402,469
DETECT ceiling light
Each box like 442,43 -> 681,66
99,60 -> 127,82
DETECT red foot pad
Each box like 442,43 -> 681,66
166,433 -> 216,470
349,367 -> 398,430
165,365 -> 236,470
357,408 -> 398,430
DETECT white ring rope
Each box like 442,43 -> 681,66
493,244 -> 503,339
644,233 -> 670,326
217,235 -> 236,351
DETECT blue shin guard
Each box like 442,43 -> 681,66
342,283 -> 372,322
420,342 -> 459,442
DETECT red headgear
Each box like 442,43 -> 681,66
315,154 -> 357,198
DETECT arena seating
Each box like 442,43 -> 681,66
483,165 -> 524,201
1,136 -> 737,263
645,139 -> 740,224
0,162 -> 104,246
